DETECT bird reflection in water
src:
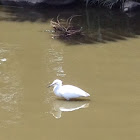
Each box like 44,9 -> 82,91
46,98 -> 89,119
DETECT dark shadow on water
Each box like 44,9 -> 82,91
0,5 -> 140,44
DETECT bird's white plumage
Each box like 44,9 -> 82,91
48,79 -> 90,100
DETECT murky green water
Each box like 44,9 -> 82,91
0,6 -> 140,140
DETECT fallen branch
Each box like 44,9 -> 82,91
50,15 -> 83,38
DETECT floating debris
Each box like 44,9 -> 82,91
1,58 -> 7,62
50,15 -> 84,38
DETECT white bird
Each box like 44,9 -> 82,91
48,79 -> 90,100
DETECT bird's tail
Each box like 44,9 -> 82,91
85,92 -> 90,97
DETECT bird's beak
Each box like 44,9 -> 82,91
47,85 -> 51,88
47,83 -> 54,88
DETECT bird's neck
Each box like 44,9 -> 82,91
53,84 -> 61,92
53,84 -> 62,97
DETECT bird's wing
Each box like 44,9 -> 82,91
60,85 -> 89,96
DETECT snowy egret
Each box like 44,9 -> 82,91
48,79 -> 90,100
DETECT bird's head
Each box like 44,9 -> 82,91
48,79 -> 62,87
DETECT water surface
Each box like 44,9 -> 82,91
0,6 -> 140,140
